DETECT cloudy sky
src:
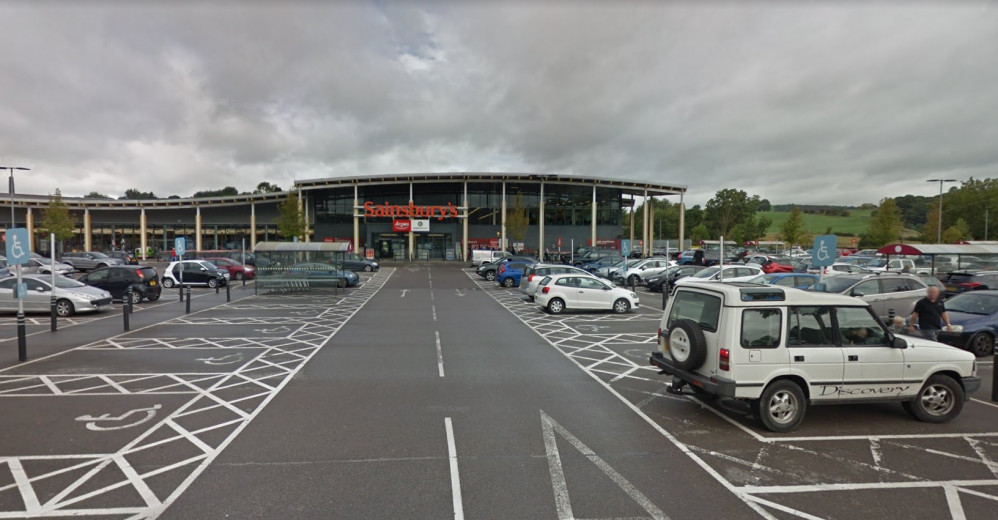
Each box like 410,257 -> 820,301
0,1 -> 996,205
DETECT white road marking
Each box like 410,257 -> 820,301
943,485 -> 967,520
76,404 -> 163,431
971,398 -> 998,410
195,353 -> 245,366
400,289 -> 408,298
455,289 -> 465,297
445,417 -> 464,520
540,410 -> 669,520
436,331 -> 445,377
869,438 -> 883,469
8,458 -> 41,513
967,437 -> 998,479
432,305 -> 437,322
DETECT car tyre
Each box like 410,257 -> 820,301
55,299 -> 74,317
667,319 -> 707,370
162,278 -> 175,288
547,298 -> 566,314
233,272 -> 243,281
613,298 -> 630,314
757,379 -> 807,433
145,292 -> 160,302
906,374 -> 965,423
128,290 -> 142,305
966,332 -> 994,357
364,265 -> 373,272
627,275 -> 639,286
485,271 -> 496,281
503,277 -> 516,288
207,278 -> 219,289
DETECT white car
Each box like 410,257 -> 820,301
595,259 -> 640,279
519,264 -> 596,299
162,260 -> 231,288
0,274 -> 112,316
613,257 -> 675,286
673,265 -> 763,287
536,273 -> 640,314
808,262 -> 869,277
865,258 -> 931,275
650,283 -> 980,433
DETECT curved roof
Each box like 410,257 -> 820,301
877,243 -> 998,255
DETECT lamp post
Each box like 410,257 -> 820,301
927,179 -> 957,243
0,166 -> 31,361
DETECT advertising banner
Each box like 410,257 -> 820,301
393,220 -> 412,232
412,219 -> 430,232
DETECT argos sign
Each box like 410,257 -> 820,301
393,220 -> 411,232
364,201 -> 459,221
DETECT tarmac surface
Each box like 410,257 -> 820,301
0,263 -> 994,519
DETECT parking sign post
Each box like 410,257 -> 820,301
6,228 -> 30,361
175,237 -> 186,302
811,234 -> 837,287
50,233 -> 57,332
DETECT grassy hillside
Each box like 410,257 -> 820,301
762,209 -> 873,237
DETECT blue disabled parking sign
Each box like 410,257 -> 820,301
811,234 -> 837,267
174,237 -> 186,257
5,229 -> 30,265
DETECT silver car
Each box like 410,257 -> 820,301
22,258 -> 75,276
60,251 -> 123,271
0,274 -> 112,316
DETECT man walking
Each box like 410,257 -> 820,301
908,286 -> 953,341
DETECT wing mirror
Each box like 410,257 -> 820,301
851,291 -> 865,297
891,336 -> 908,349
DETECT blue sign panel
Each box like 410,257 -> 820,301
5,229 -> 30,265
620,239 -> 631,258
811,235 -> 837,267
174,237 -> 186,257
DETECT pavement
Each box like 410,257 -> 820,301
0,264 -> 994,519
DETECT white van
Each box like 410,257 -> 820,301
470,250 -> 510,266
650,283 -> 980,432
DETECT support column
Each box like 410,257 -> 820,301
408,182 -> 414,260
643,190 -> 650,257
591,185 -> 597,248
25,207 -> 34,251
83,209 -> 92,252
538,181 -> 545,259
462,181 -> 469,261
628,196 -> 634,254
303,190 -> 311,242
678,193 -> 685,256
644,190 -> 652,257
501,182 -> 507,251
353,185 -> 361,253
195,206 -> 202,252
250,202 -> 257,248
140,208 -> 147,260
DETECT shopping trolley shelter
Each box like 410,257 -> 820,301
0,260 -> 994,520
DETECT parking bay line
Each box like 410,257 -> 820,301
445,417 -> 464,520
436,331 -> 445,377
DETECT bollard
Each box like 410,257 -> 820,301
630,276 -> 635,293
16,312 -> 26,362
215,283 -> 219,294
662,287 -> 667,310
242,274 -> 246,287
186,286 -> 191,314
50,296 -> 57,332
179,283 -> 183,302
226,283 -> 231,302
123,298 -> 130,331
992,350 -> 997,402
127,287 -> 134,315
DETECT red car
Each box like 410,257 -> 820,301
761,258 -> 796,274
205,257 -> 256,280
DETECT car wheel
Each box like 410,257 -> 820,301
547,298 -> 565,314
966,332 -> 994,357
503,277 -> 516,288
162,278 -> 175,288
55,299 -> 74,317
145,292 -> 160,302
667,319 -> 708,370
907,374 -> 965,423
207,278 -> 219,289
613,298 -> 630,314
233,272 -> 243,281
757,380 -> 807,433
364,265 -> 373,272
627,275 -> 639,286
129,291 -> 142,305
485,271 -> 496,281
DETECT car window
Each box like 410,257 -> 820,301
852,280 -> 881,296
87,269 -> 109,283
881,277 -> 911,293
555,277 -> 577,287
108,269 -> 128,282
787,307 -> 834,346
741,309 -> 782,348
667,290 -> 722,333
25,279 -> 49,291
794,276 -> 817,289
773,276 -> 797,287
0,278 -> 16,289
835,307 -> 889,346
578,278 -> 607,290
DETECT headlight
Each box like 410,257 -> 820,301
630,293 -> 637,298
949,324 -> 964,333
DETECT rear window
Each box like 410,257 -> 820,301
667,290 -> 722,333
138,267 -> 157,279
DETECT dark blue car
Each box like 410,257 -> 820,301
581,256 -> 623,273
496,261 -> 531,288
748,273 -> 820,289
937,290 -> 998,357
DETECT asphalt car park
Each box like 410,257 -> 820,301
0,262 -> 994,519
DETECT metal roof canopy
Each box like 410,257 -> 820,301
254,241 -> 351,252
877,243 -> 998,256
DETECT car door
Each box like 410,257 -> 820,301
849,280 -> 885,318
105,268 -> 130,299
786,306 -> 844,402
0,278 -> 15,311
835,306 -> 906,397
23,278 -> 51,312
84,268 -> 111,295
576,277 -> 611,309
184,262 -> 207,284
552,276 -> 582,307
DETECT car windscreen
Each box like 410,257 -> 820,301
947,273 -> 977,283
692,267 -> 720,279
54,276 -> 86,289
812,277 -> 862,293
945,293 -> 998,315
667,290 -> 722,332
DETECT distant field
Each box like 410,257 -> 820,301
762,209 -> 873,237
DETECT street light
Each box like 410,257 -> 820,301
0,166 -> 31,362
927,179 -> 958,243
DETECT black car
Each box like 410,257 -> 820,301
337,252 -> 380,272
645,265 -> 708,292
943,271 -> 998,298
77,265 -> 162,304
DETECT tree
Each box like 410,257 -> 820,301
119,189 -> 156,200
922,206 -> 941,242
864,198 -> 904,247
254,182 -> 283,194
757,199 -> 772,212
275,193 -> 305,241
730,214 -> 771,244
942,218 -> 972,243
506,192 -> 529,246
192,186 -> 239,198
690,223 -> 709,243
780,206 -> 809,246
40,189 -> 77,254
84,191 -> 111,199
704,189 -> 761,238
684,205 -> 704,238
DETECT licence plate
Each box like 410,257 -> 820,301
945,286 -> 956,292
150,280 -> 157,286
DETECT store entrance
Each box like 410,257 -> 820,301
374,233 -> 407,260
414,233 -> 452,260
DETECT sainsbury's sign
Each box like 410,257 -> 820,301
364,201 -> 459,221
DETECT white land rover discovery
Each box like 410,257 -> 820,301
650,283 -> 981,433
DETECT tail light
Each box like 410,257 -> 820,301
542,287 -> 550,294
499,266 -> 505,273
719,348 -> 731,371
135,270 -> 145,279
958,282 -> 981,289
528,274 -> 535,282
